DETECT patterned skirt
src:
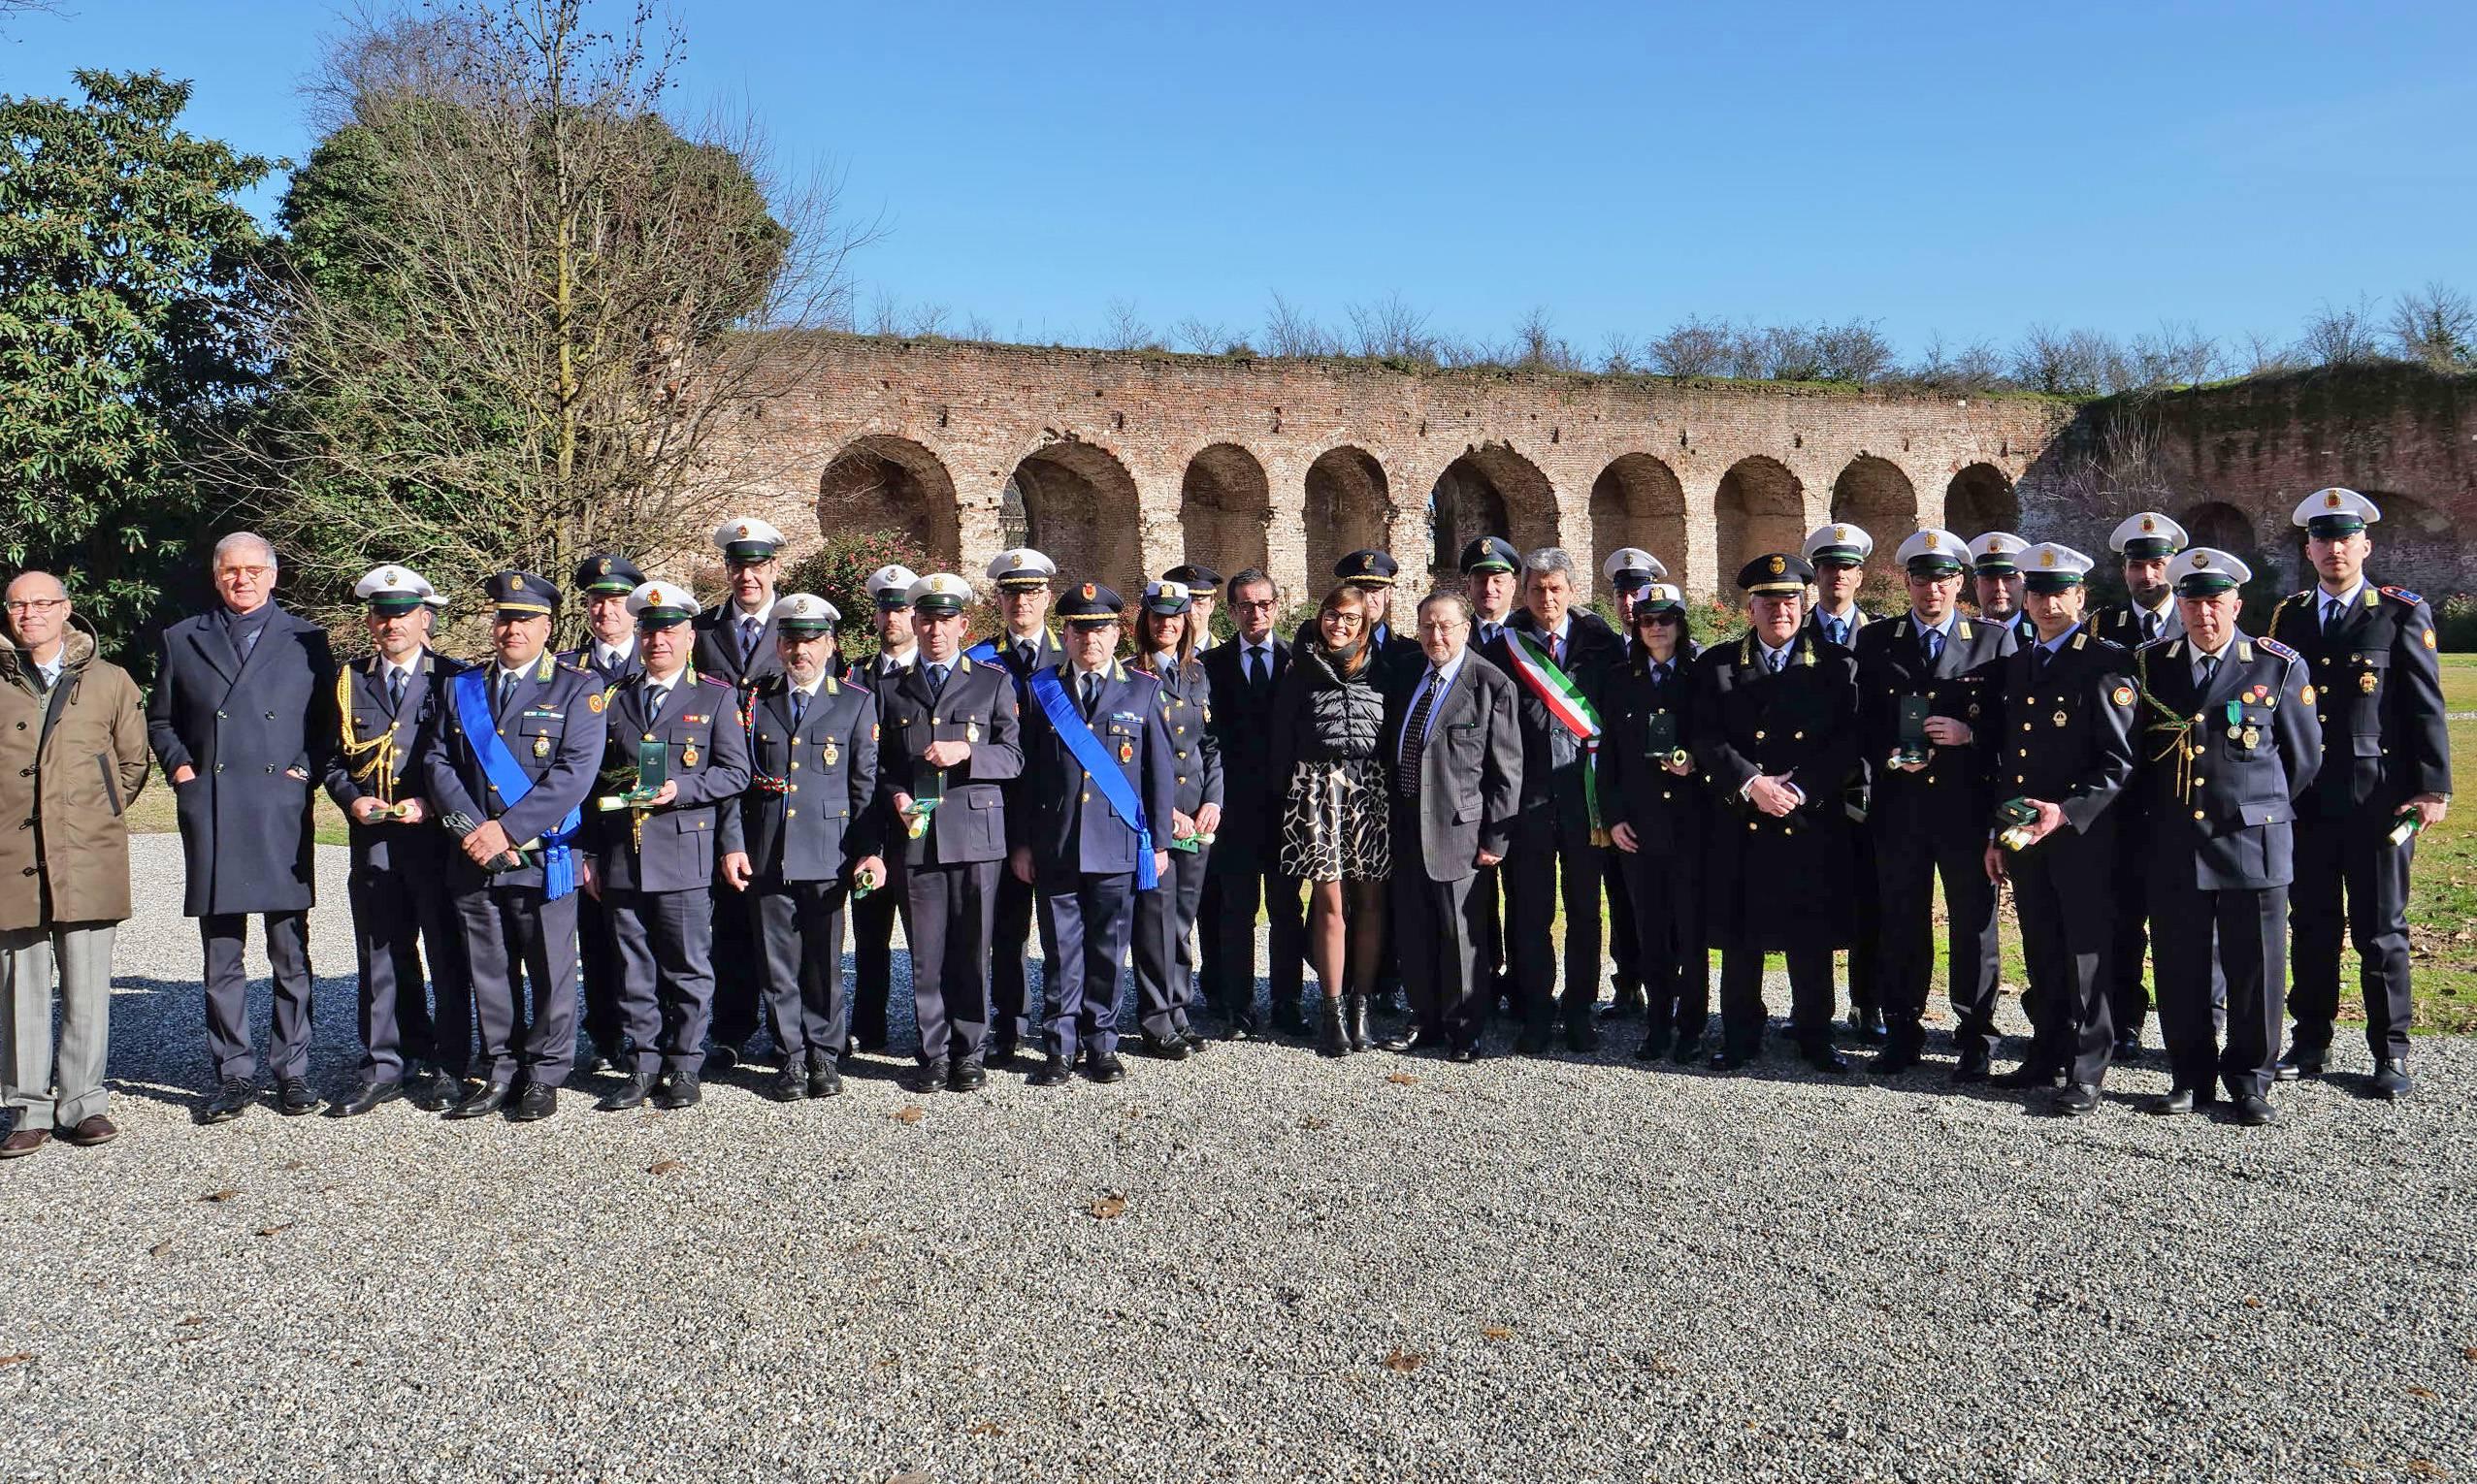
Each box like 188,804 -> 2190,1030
1280,758 -> 1392,883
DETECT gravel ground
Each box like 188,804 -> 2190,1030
1,836 -> 2472,1482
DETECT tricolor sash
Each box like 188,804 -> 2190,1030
450,667 -> 583,899
1027,666 -> 1157,888
1503,632 -> 1612,845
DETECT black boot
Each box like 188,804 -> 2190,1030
1343,992 -> 1371,1051
1316,997 -> 1351,1058
1272,996 -> 1311,1038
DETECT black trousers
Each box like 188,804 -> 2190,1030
347,860 -> 470,1080
1038,870 -> 1136,1064
706,883 -> 766,1054
1847,823 -> 1882,1016
1201,850 -> 1307,1019
903,858 -> 997,1065
1131,843 -> 1207,1042
199,910 -> 314,1082
2291,813 -> 2416,1061
606,886 -> 716,1076
991,866 -> 1040,1046
2106,808 -> 2155,1037
847,877 -> 903,1051
1502,821 -> 1604,1030
1604,857 -> 1641,996
2150,871 -> 2286,1100
1717,944 -> 1836,1056
2011,836 -> 2115,1087
1390,857 -> 1487,1049
754,877 -> 850,1064
1616,844 -> 1708,1042
575,890 -> 626,1060
1874,824 -> 2002,1054
455,886 -> 580,1085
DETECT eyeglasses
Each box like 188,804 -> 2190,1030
1231,598 -> 1277,611
217,565 -> 274,581
3,597 -> 67,614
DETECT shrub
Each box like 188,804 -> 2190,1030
779,530 -> 930,664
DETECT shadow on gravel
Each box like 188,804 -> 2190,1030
101,973 -> 366,1115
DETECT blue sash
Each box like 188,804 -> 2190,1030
450,668 -> 583,900
1027,667 -> 1157,889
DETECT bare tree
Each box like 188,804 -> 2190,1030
1599,331 -> 1637,374
865,286 -> 903,337
1343,290 -> 1437,363
1098,296 -> 1155,352
905,301 -> 952,338
1170,314 -> 1232,354
2236,329 -> 2299,377
2009,324 -> 2121,397
1505,306 -> 1580,371
1260,291 -> 1332,358
2389,280 -> 2475,371
2298,294 -> 2387,367
1808,318 -> 1895,384
1645,313 -> 1730,377
2126,319 -> 2222,388
959,311 -> 997,342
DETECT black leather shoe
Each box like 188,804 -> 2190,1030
1449,1043 -> 1479,1063
805,1056 -> 844,1099
277,1078 -> 321,1116
1086,1051 -> 1127,1084
985,1036 -> 1021,1070
199,1077 -> 255,1123
580,1048 -> 616,1078
1992,1061 -> 2063,1090
1798,1041 -> 1849,1075
1136,1036 -> 1190,1061
509,1082 -> 558,1122
410,1065 -> 461,1112
1599,985 -> 1646,1021
1380,1024 -> 1432,1054
1180,1027 -> 1210,1053
2233,1093 -> 2278,1127
2110,1034 -> 2142,1064
1710,1047 -> 1754,1072
766,1065 -> 810,1102
702,1043 -> 741,1076
1028,1055 -> 1076,1087
2145,1086 -> 2199,1116
2273,1045 -> 2326,1081
1565,1018 -> 1601,1053
1221,1013 -> 1257,1042
1951,1045 -> 1992,1084
1670,1034 -> 1703,1065
445,1081 -> 511,1119
949,1059 -> 989,1093
2053,1081 -> 2102,1117
1870,1046 -> 1923,1077
1634,1027 -> 1671,1062
654,1071 -> 701,1110
599,1070 -> 657,1111
909,1059 -> 950,1094
333,1080 -> 405,1117
1848,1008 -> 1888,1045
1271,999 -> 1310,1036
2369,1058 -> 2414,1101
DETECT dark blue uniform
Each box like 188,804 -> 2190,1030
557,642 -> 640,1066
691,602 -> 781,1057
849,650 -> 917,1052
1129,653 -> 1222,1047
1806,606 -> 1882,1029
1599,642 -> 1711,1054
974,629 -> 1063,1053
2087,600 -> 2183,1049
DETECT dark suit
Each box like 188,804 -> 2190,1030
1807,606 -> 1881,1021
852,652 -> 918,1050
876,654 -> 1023,1065
735,674 -> 880,1065
1382,650 -> 1522,1049
691,602 -> 780,1054
323,652 -> 471,1081
421,653 -> 603,1087
2132,633 -> 2322,1099
558,643 -> 640,1062
2088,600 -> 2182,1038
1854,613 -> 2016,1056
1691,633 -> 1863,1057
147,603 -> 336,1082
1601,644 -> 1711,1045
1017,662 -> 1177,1065
1990,628 -> 2138,1086
2266,584 -> 2452,1063
1130,654 -> 1222,1044
1490,617 -> 1625,1036
975,629 -> 1063,1048
1199,634 -> 1306,1024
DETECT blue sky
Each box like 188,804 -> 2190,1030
8,0 -> 2472,361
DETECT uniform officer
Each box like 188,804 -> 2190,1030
2088,510 -> 2189,1060
1333,549 -> 1424,684
1858,529 -> 2015,1080
1009,583 -> 1175,1086
558,552 -> 645,1074
1596,546 -> 1665,1022
1465,536 -> 1522,650
2130,548 -> 2320,1125
325,565 -> 469,1115
1980,544 -> 2138,1115
848,564 -> 920,1058
1129,579 -> 1222,1058
420,571 -> 603,1121
581,581 -> 751,1113
1199,567 -> 1307,1037
1691,554 -> 1863,1072
1969,532 -> 2037,642
1802,521 -> 1885,1044
691,516 -> 784,1067
1162,563 -> 1222,650
879,572 -> 1024,1094
971,547 -> 1062,1064
721,594 -> 884,1102
2266,488 -> 2451,1098
1601,583 -> 1711,1063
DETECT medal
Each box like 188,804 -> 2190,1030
2360,670 -> 2377,694
682,744 -> 699,767
2052,711 -> 2068,727
532,734 -> 550,758
822,741 -> 839,767
1118,741 -> 1133,763
966,722 -> 979,743
2242,726 -> 2260,749
2227,725 -> 2244,740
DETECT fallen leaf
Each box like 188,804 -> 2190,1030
178,1316 -> 204,1327
201,1189 -> 239,1203
1381,1347 -> 1423,1373
1090,1194 -> 1126,1220
2463,1345 -> 2477,1362
647,1159 -> 683,1175
1482,1325 -> 1514,1340
893,1106 -> 925,1124
1385,1073 -> 1420,1086
254,1223 -> 292,1237
2243,1296 -> 2265,1308
2405,1462 -> 2446,1479
885,1473 -> 934,1484
0,1354 -> 31,1368
2407,1385 -> 2439,1400
967,1421 -> 1003,1436
1302,1116 -> 1330,1130
148,1241 -> 173,1257
282,1159 -> 304,1172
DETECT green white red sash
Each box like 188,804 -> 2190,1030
1504,632 -> 1612,844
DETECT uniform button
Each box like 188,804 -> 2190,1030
214,762 -> 225,772
2194,774 -> 2205,784
787,808 -> 798,818
1748,822 -> 1757,831
1754,730 -> 1766,740
644,732 -> 656,742
789,784 -> 799,792
791,760 -> 801,769
264,763 -> 275,773
2193,810 -> 2205,821
2022,723 -> 2032,732
1177,775 -> 1188,785
1083,792 -> 1092,802
2015,775 -> 2025,784
215,710 -> 227,720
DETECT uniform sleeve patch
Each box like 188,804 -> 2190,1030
2424,629 -> 2438,650
2300,684 -> 2316,704
587,691 -> 606,714
2110,684 -> 2135,707
2256,636 -> 2299,661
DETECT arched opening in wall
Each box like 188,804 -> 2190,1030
1713,455 -> 1808,596
1944,463 -> 2018,536
1179,443 -> 1271,578
1427,444 -> 1556,579
1304,446 -> 1391,593
1589,454 -> 1687,581
816,436 -> 961,569
1009,440 -> 1143,594
1830,455 -> 1918,544
2183,500 -> 2255,555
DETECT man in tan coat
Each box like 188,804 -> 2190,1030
2,571 -> 149,1157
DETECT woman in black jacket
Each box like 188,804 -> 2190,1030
1601,583 -> 1711,1063
1269,584 -> 1390,1055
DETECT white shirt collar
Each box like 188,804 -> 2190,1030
381,654 -> 419,685
789,673 -> 825,698
1757,633 -> 1798,665
2317,577 -> 2366,611
2191,633 -> 2236,664
733,598 -> 774,627
1071,661 -> 1112,683
33,650 -> 65,685
1425,648 -> 1469,690
1909,608 -> 1958,637
594,636 -> 635,667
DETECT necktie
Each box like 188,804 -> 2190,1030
1923,628 -> 1943,665
1768,647 -> 1786,674
790,688 -> 808,726
2142,611 -> 2160,643
1550,633 -> 1565,667
1398,669 -> 1444,795
495,669 -> 517,716
2325,597 -> 2343,630
740,616 -> 761,663
646,683 -> 670,720
386,666 -> 406,711
238,625 -> 261,661
2198,654 -> 2219,688
1017,640 -> 1035,671
1826,617 -> 1845,647
1482,622 -> 1501,648
928,662 -> 949,697
1081,671 -> 1100,719
1247,646 -> 1265,691
1653,661 -> 1670,688
2032,645 -> 2051,679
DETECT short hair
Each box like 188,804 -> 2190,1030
1520,547 -> 1576,581
1417,590 -> 1474,624
1226,567 -> 1277,603
212,532 -> 277,571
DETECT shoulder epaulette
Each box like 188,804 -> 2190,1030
2257,636 -> 2300,661
2380,585 -> 2425,606
2139,635 -> 2180,655
694,672 -> 733,690
551,657 -> 587,679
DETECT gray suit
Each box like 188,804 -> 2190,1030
1382,650 -> 1523,1049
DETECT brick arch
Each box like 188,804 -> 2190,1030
816,435 -> 961,569
1714,455 -> 1808,596
1179,442 -> 1270,579
1428,442 -> 1557,580
2182,499 -> 2256,554
1829,454 -> 1918,545
1304,445 -> 1391,592
1010,439 -> 1143,594
1944,462 -> 2019,535
1589,453 -> 1688,586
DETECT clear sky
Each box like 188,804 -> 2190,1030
8,0 -> 2472,361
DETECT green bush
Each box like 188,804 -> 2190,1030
2434,593 -> 2477,653
780,530 -> 930,664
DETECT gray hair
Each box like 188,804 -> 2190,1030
1520,547 -> 1576,580
1417,590 -> 1474,624
4,569 -> 68,601
212,532 -> 277,571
